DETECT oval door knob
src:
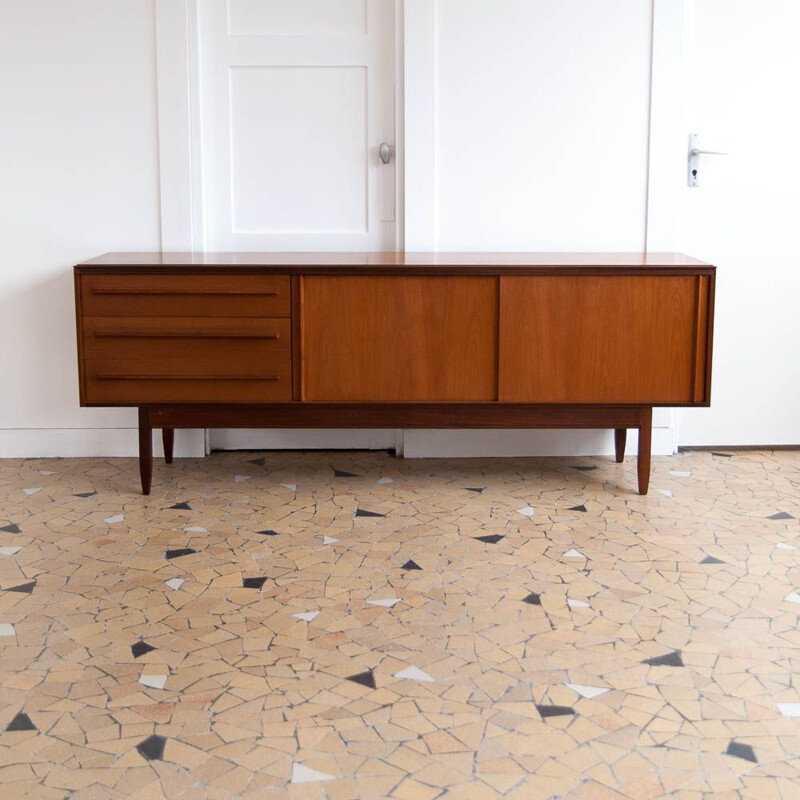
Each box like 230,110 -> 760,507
379,142 -> 395,164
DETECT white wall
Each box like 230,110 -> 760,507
2,0 -> 796,458
0,0 -> 198,457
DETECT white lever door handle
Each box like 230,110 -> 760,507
690,147 -> 727,156
688,134 -> 727,187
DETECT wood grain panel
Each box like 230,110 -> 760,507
81,274 -> 290,317
302,276 -> 498,401
499,276 -> 707,403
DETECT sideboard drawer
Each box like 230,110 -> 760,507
83,364 -> 292,404
82,317 -> 290,362
81,274 -> 290,317
81,317 -> 292,404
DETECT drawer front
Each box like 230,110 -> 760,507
82,317 -> 291,404
81,274 -> 290,317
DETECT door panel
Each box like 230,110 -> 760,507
228,0 -> 367,36
302,277 -> 498,401
229,66 -> 367,234
499,276 -> 708,404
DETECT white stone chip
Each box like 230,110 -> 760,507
234,474 -> 252,482
377,477 -> 394,484
777,542 -> 797,551
292,611 -> 319,622
280,483 -> 297,491
139,674 -> 168,690
784,592 -> 800,604
291,764 -> 335,784
669,470 -> 692,477
23,488 -> 41,496
563,549 -> 586,559
655,489 -> 673,498
323,536 -> 338,545
0,623 -> 16,637
39,471 -> 57,475
104,514 -> 124,524
777,703 -> 800,718
567,598 -> 591,608
165,578 -> 184,590
394,666 -> 435,683
0,547 -> 22,557
516,506 -> 535,517
368,598 -> 401,608
567,683 -> 610,699
185,526 -> 207,533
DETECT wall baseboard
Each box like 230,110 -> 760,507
401,427 -> 676,458
0,426 -> 677,459
0,428 -> 205,458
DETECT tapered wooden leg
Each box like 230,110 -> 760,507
637,407 -> 652,495
614,428 -> 627,463
138,407 -> 153,496
162,428 -> 174,464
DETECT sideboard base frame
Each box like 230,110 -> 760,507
138,404 -> 654,496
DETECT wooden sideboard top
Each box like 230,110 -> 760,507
75,252 -> 714,276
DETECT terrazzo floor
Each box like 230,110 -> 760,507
1,448 -> 800,799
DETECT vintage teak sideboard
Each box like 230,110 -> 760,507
73,252 -> 715,495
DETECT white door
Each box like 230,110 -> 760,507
678,0 -> 800,446
197,0 -> 399,451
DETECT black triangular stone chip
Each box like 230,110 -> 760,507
726,740 -> 757,763
568,505 -> 588,512
131,641 -> 156,659
711,452 -> 733,458
333,469 -> 360,478
136,734 -> 166,761
536,705 -> 575,718
74,491 -> 97,498
643,650 -> 683,667
5,581 -> 35,594
247,458 -> 266,466
474,534 -> 505,544
169,502 -> 191,510
256,529 -> 279,536
701,556 -> 725,564
356,509 -> 385,518
6,712 -> 36,732
0,523 -> 21,534
570,466 -> 597,472
464,487 -> 485,493
242,576 -> 268,589
523,592 -> 541,605
768,511 -> 795,520
165,548 -> 196,559
347,670 -> 377,689
401,560 -> 422,570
